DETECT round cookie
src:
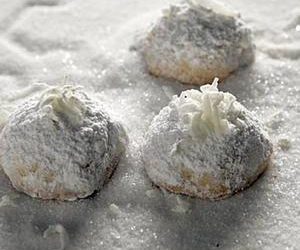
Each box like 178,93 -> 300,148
142,0 -> 255,85
0,85 -> 127,200
142,79 -> 272,200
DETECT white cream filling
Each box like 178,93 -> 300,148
176,78 -> 241,140
38,85 -> 87,126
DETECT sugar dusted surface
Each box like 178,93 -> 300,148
143,80 -> 273,199
0,0 -> 299,249
0,85 -> 126,200
142,0 -> 254,85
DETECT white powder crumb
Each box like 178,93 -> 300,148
162,86 -> 176,101
109,203 -> 121,216
0,194 -> 18,208
145,189 -> 156,198
43,224 -> 69,250
278,138 -> 291,151
110,229 -> 121,240
171,196 -> 190,214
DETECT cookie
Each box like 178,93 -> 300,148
142,79 -> 272,200
142,0 -> 255,85
0,85 -> 127,200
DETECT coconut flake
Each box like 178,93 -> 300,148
38,85 -> 87,126
176,78 -> 238,140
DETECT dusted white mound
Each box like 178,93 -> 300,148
0,85 -> 126,201
142,0 -> 255,85
143,79 -> 272,200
